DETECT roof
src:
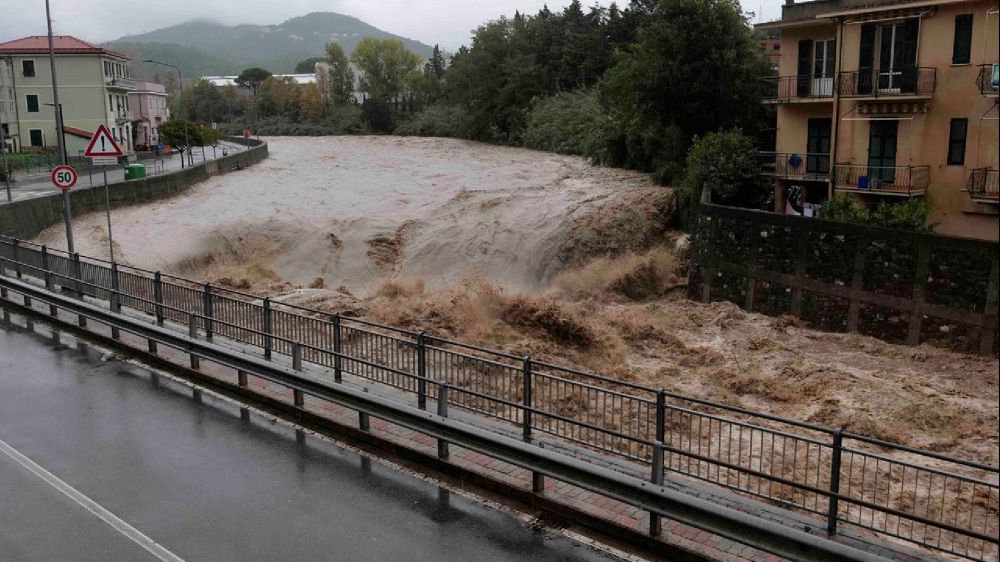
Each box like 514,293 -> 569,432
0,36 -> 129,59
201,73 -> 317,87
63,126 -> 94,139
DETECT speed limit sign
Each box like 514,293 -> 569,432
51,164 -> 78,191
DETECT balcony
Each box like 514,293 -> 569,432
977,64 -> 999,97
761,75 -> 835,103
759,151 -> 830,180
106,77 -> 136,91
967,168 -> 999,202
833,164 -> 929,196
837,68 -> 936,99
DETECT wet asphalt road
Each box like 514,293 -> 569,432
0,308 -> 620,562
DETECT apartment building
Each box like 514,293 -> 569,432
129,81 -> 169,149
0,36 -> 136,156
757,0 -> 999,241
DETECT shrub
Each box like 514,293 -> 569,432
522,90 -> 611,156
395,104 -> 468,138
820,197 -> 935,232
677,129 -> 770,226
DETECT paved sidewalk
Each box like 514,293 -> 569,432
1,286 -> 948,562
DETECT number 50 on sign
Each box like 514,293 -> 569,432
51,165 -> 79,191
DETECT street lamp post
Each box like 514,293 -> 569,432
46,0 -> 74,254
143,59 -> 190,168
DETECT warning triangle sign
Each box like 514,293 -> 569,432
84,124 -> 124,157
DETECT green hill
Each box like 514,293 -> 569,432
104,42 -> 236,81
108,12 -> 434,77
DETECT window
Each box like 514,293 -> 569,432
947,118 -> 968,165
26,94 -> 39,113
21,60 -> 35,77
29,129 -> 43,147
952,14 -> 973,65
109,94 -> 114,111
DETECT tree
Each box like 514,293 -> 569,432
427,44 -> 446,80
352,38 -> 422,105
159,120 -> 220,147
299,84 -> 325,120
235,67 -> 272,97
679,129 -> 769,223
294,57 -> 325,74
257,76 -> 301,119
324,42 -> 355,105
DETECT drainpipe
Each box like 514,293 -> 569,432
829,16 -> 845,202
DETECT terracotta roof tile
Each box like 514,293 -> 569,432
0,36 -> 128,59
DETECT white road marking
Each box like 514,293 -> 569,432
0,437 -> 186,562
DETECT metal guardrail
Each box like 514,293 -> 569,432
0,272 -> 896,562
978,64 -> 999,96
833,164 -> 931,196
759,151 -> 830,179
0,236 -> 997,562
761,75 -> 836,102
968,168 -> 999,202
837,68 -> 936,98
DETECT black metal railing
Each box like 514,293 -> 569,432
838,67 -> 936,98
759,151 -> 830,179
978,64 -> 999,96
967,168 -> 999,201
833,164 -> 930,195
761,75 -> 836,102
0,236 -> 996,562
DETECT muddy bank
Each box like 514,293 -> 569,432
35,136 -> 663,295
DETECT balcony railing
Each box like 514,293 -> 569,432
759,151 -> 830,179
837,67 -> 936,98
967,168 -> 999,202
106,77 -> 136,91
833,164 -> 930,196
761,75 -> 835,102
977,63 -> 999,96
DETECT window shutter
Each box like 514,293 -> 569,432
952,14 -> 973,65
797,39 -> 813,97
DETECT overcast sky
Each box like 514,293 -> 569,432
0,0 -> 785,52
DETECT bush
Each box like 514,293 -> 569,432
820,197 -> 935,232
160,120 -> 222,147
522,90 -> 611,156
677,129 -> 769,226
217,107 -> 364,136
395,104 -> 468,138
361,99 -> 394,133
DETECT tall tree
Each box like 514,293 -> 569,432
352,38 -> 422,104
427,44 -> 446,80
294,57 -> 326,74
324,43 -> 356,104
235,67 -> 272,97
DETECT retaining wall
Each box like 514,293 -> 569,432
0,138 -> 267,241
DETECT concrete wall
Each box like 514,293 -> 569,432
0,138 -> 267,241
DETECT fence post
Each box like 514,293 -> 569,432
650,441 -> 665,536
906,244 -> 931,345
154,271 -> 164,324
237,371 -> 248,387
846,234 -> 867,333
203,283 -> 213,340
700,213 -> 720,304
827,429 -> 844,534
188,313 -> 200,370
109,263 -> 121,340
333,314 -> 342,383
744,230 -> 760,311
790,226 -> 810,316
72,254 -> 86,327
41,245 -> 53,291
522,356 -> 532,441
417,331 -> 427,410
292,342 -> 304,407
980,256 -> 999,355
12,238 -> 20,279
656,389 -> 666,444
437,383 -> 449,460
263,298 -> 272,360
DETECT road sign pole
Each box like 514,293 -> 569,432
102,166 -> 114,263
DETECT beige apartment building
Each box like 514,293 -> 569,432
0,36 -> 136,156
758,0 -> 999,241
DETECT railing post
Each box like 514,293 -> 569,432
72,253 -> 83,299
262,298 -> 272,360
237,371 -> 248,387
649,441 -> 665,536
655,389 -> 666,444
333,313 -> 342,382
437,383 -> 449,460
827,429 -> 844,534
188,313 -> 200,370
417,331 -> 427,410
12,238 -> 20,279
292,342 -> 304,407
522,356 -> 532,441
41,245 -> 53,290
109,263 -> 121,340
153,271 -> 164,324
203,283 -> 213,340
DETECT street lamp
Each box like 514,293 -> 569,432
143,59 -> 190,168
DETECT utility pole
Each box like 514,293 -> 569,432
47,0 -> 74,254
